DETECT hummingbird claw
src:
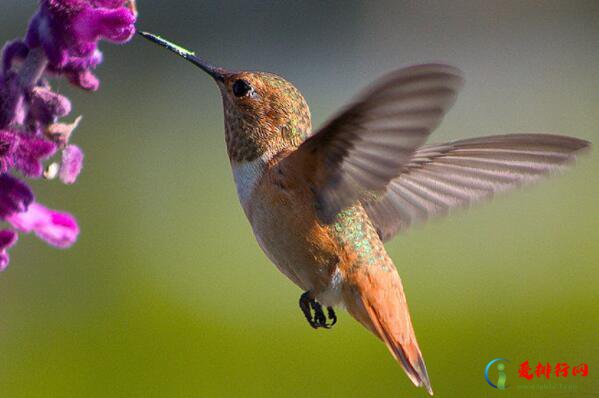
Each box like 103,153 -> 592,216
299,291 -> 337,329
299,291 -> 317,328
311,300 -> 329,328
327,306 -> 337,327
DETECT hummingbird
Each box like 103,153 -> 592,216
139,31 -> 590,395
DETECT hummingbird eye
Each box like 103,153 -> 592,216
232,79 -> 252,97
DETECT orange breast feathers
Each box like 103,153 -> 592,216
246,156 -> 346,295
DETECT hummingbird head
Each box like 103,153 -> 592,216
139,32 -> 311,163
217,71 -> 312,162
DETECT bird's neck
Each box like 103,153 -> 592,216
228,140 -> 292,211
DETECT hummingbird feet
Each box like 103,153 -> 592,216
299,291 -> 337,329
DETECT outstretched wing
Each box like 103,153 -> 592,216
296,64 -> 464,223
362,134 -> 590,241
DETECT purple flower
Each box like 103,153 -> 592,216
0,130 -> 57,177
0,174 -> 34,218
0,72 -> 26,127
1,40 -> 29,75
59,144 -> 84,184
25,0 -> 136,91
15,133 -> 57,177
29,86 -> 72,125
7,202 -> 79,249
0,131 -> 18,173
0,0 -> 136,270
0,229 -> 18,271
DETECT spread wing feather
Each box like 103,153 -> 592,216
298,64 -> 464,223
362,134 -> 590,241
294,63 -> 590,238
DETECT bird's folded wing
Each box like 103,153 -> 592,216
295,64 -> 464,223
362,134 -> 590,241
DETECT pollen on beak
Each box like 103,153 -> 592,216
138,31 -> 225,82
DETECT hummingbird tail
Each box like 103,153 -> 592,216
344,265 -> 433,396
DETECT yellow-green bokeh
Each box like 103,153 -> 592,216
0,1 -> 597,397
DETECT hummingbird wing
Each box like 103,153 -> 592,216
362,134 -> 589,241
295,64 -> 464,223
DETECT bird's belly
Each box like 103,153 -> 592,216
244,182 -> 341,299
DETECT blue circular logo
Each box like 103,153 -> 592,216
485,358 -> 510,390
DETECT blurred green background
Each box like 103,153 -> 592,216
1,1 -> 598,397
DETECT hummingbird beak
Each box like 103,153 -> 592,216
138,31 -> 225,82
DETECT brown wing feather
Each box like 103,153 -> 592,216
297,64 -> 464,223
362,134 -> 590,241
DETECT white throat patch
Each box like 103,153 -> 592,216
231,152 -> 272,207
